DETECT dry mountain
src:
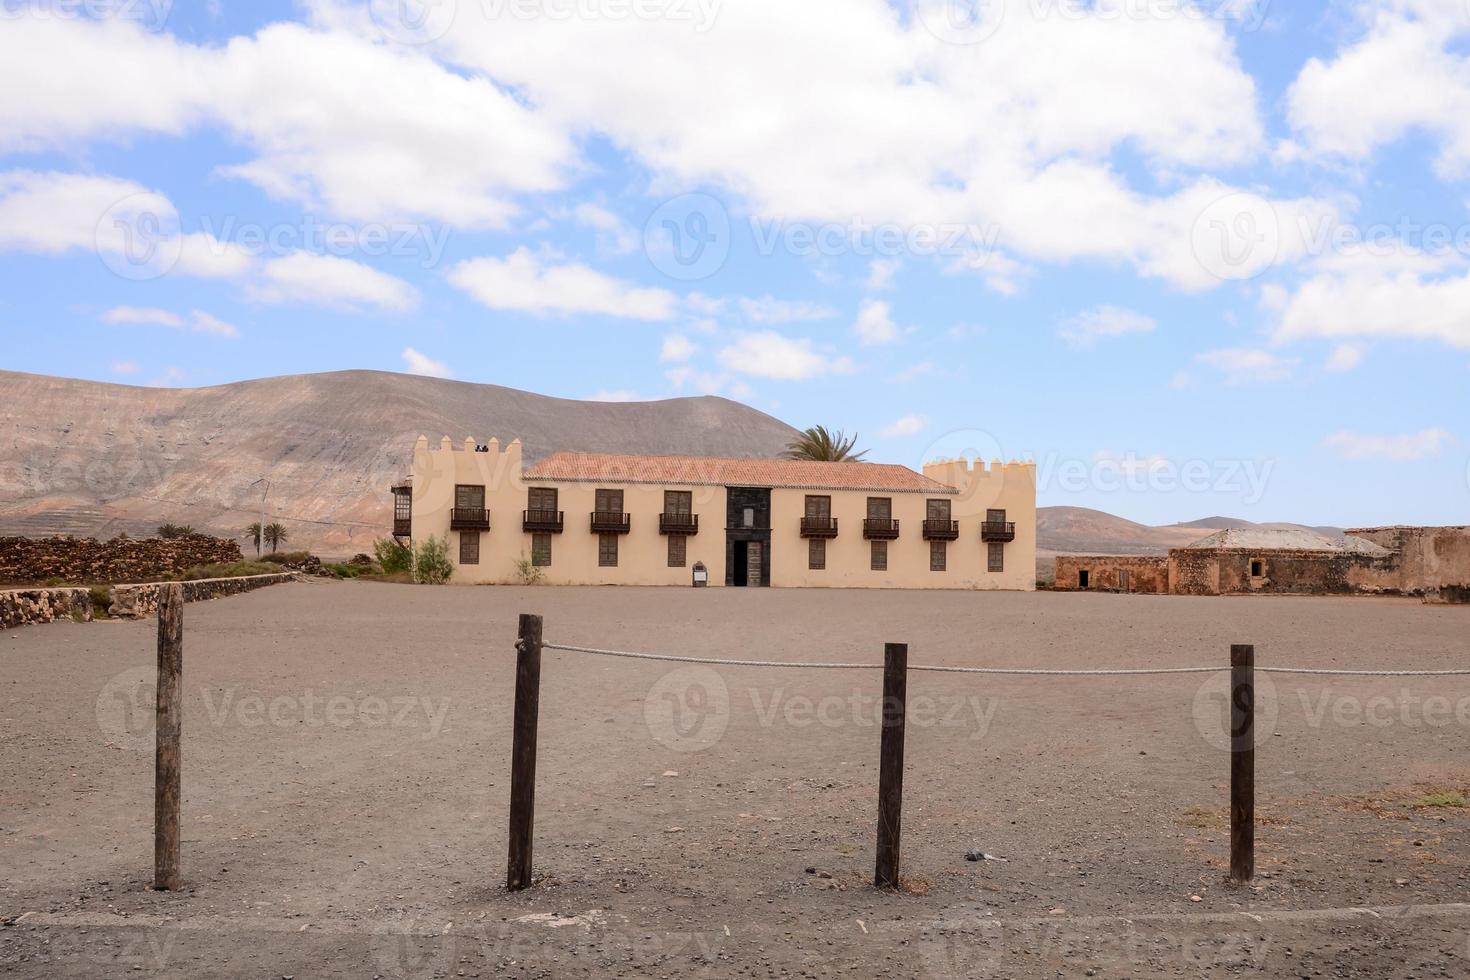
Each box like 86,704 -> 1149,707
0,369 -> 798,554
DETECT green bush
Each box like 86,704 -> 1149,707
156,523 -> 195,539
412,535 -> 453,585
178,560 -> 281,581
260,550 -> 313,566
89,584 -> 114,618
323,561 -> 380,579
513,554 -> 546,585
373,537 -> 413,575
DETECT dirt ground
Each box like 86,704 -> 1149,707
2,581 -> 1468,978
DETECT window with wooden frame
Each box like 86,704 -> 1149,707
804,494 -> 831,521
987,508 -> 1007,524
867,497 -> 892,520
667,534 -> 687,568
930,539 -> 947,572
595,488 -> 624,513
459,532 -> 480,565
871,539 -> 887,571
664,489 -> 692,516
455,484 -> 485,510
808,537 -> 826,570
598,533 -> 619,567
531,532 -> 552,567
988,542 -> 1004,573
927,498 -> 951,521
528,486 -> 558,515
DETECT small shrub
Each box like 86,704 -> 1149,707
42,577 -> 68,588
1410,790 -> 1467,809
156,523 -> 195,539
89,584 -> 114,619
323,561 -> 379,579
373,537 -> 413,575
179,560 -> 280,581
260,550 -> 313,566
513,554 -> 546,585
412,535 -> 453,585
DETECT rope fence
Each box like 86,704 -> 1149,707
541,641 -> 1470,677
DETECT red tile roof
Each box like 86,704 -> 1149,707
525,452 -> 956,494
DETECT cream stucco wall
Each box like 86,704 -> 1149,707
407,437 -> 1036,590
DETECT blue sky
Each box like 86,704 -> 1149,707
0,0 -> 1466,527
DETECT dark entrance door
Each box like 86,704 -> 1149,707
725,487 -> 771,587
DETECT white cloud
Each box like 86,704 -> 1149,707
879,414 -> 927,438
102,306 -> 238,337
866,258 -> 900,290
665,366 -> 754,400
588,389 -> 645,402
1092,451 -> 1172,479
1325,344 -> 1364,373
717,331 -> 855,381
573,203 -> 639,256
253,252 -> 419,313
149,366 -> 187,387
659,334 -> 697,363
103,306 -> 183,328
0,17 -> 571,227
737,295 -> 837,324
401,346 -> 452,378
1271,248 -> 1470,351
1286,4 -> 1470,175
853,299 -> 901,346
0,5 -> 1312,287
110,360 -> 139,375
449,248 -> 676,320
1194,347 -> 1297,385
1324,428 -> 1454,462
1058,305 -> 1157,350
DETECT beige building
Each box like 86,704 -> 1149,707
393,436 -> 1036,590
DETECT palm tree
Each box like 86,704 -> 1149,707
243,523 -> 262,556
264,523 -> 289,553
783,425 -> 867,462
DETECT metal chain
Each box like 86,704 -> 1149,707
541,642 -> 1470,677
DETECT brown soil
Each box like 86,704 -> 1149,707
2,584 -> 1468,978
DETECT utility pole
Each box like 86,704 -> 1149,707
249,478 -> 270,557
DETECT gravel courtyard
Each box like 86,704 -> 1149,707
2,581 -> 1468,978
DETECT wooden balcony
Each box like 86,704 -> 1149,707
450,508 -> 490,531
800,516 -> 839,539
590,511 -> 632,534
862,518 -> 901,540
981,521 -> 1016,543
522,509 -> 564,533
659,513 -> 699,536
923,519 -> 960,541
392,517 -> 412,538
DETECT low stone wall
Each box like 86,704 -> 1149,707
1,573 -> 296,629
0,587 -> 94,629
0,534 -> 243,585
110,573 -> 298,618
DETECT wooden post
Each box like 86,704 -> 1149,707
153,583 -> 184,891
874,642 -> 908,890
1229,643 -> 1255,884
507,613 -> 542,891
